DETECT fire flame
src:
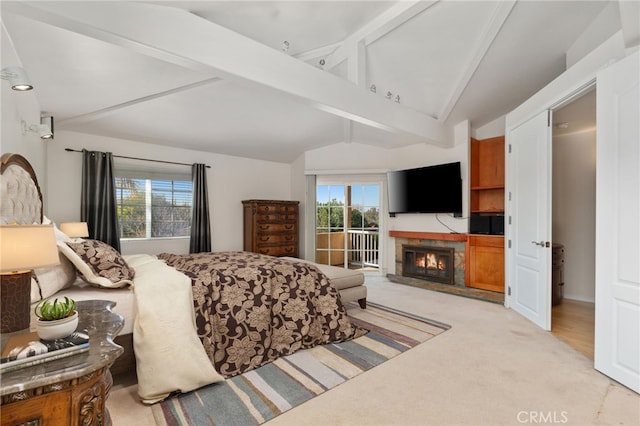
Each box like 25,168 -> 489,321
416,253 -> 447,271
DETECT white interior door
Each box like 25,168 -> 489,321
594,51 -> 640,393
507,110 -> 552,330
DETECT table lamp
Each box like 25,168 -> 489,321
0,224 -> 60,333
60,222 -> 89,239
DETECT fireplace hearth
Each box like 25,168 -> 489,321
402,245 -> 455,285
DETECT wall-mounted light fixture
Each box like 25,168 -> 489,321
1,67 -> 33,91
41,115 -> 54,139
21,119 -> 53,139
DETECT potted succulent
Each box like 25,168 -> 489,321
34,296 -> 79,340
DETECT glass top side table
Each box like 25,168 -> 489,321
0,300 -> 124,426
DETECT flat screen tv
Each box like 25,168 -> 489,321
387,161 -> 462,217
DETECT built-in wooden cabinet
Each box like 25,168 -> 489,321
466,235 -> 505,293
467,136 -> 505,293
242,200 -> 299,258
470,136 -> 505,214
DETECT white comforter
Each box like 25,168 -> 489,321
126,254 -> 224,404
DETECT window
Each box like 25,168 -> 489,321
115,175 -> 192,239
315,178 -> 382,271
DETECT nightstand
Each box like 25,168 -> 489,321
0,300 -> 124,425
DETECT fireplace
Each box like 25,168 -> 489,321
402,245 -> 455,285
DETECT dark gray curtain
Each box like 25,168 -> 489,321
81,149 -> 121,252
190,163 -> 211,253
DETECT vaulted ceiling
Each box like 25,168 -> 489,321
1,1 -> 618,162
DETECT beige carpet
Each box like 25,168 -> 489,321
108,276 -> 640,425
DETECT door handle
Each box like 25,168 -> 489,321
531,241 -> 545,247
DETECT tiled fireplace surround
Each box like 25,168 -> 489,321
389,231 -> 467,289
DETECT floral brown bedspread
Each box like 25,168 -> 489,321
157,251 -> 367,377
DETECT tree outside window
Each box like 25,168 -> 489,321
115,177 -> 192,239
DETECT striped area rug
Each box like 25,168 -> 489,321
153,302 -> 450,426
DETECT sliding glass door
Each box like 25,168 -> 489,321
315,182 -> 381,271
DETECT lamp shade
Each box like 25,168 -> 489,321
60,222 -> 89,238
0,225 -> 60,272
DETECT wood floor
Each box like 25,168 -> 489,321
551,298 -> 595,360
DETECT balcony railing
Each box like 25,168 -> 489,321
316,229 -> 379,269
348,229 -> 379,268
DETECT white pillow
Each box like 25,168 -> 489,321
29,217 -> 77,303
43,215 -> 73,243
30,252 -> 77,302
30,277 -> 42,304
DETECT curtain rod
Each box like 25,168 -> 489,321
65,148 -> 210,168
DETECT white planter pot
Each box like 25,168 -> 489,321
36,311 -> 79,340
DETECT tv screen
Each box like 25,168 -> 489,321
387,161 -> 462,216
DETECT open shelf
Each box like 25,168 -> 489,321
470,137 -> 505,215
471,185 -> 504,191
471,209 -> 504,214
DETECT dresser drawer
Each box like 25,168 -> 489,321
257,233 -> 297,244
257,244 -> 297,257
256,223 -> 296,233
256,204 -> 296,214
256,213 -> 297,222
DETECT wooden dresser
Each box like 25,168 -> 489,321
242,200 -> 299,258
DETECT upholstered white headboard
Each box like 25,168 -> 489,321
0,153 -> 43,225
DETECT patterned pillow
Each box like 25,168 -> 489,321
59,239 -> 134,288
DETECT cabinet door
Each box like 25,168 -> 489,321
477,137 -> 505,187
468,244 -> 505,293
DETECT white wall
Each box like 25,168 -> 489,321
299,121 -> 469,274
1,24 -> 47,195
506,31 -> 626,129
290,154 -> 308,258
552,129 -> 596,302
45,131 -> 293,255
472,115 -> 506,140
566,1 -> 621,68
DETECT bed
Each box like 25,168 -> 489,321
0,153 -> 367,404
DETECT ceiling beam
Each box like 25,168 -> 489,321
293,43 -> 340,63
437,0 -> 517,124
5,1 -> 448,146
346,41 -> 367,88
618,0 -> 640,49
57,78 -> 222,127
323,1 -> 439,71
